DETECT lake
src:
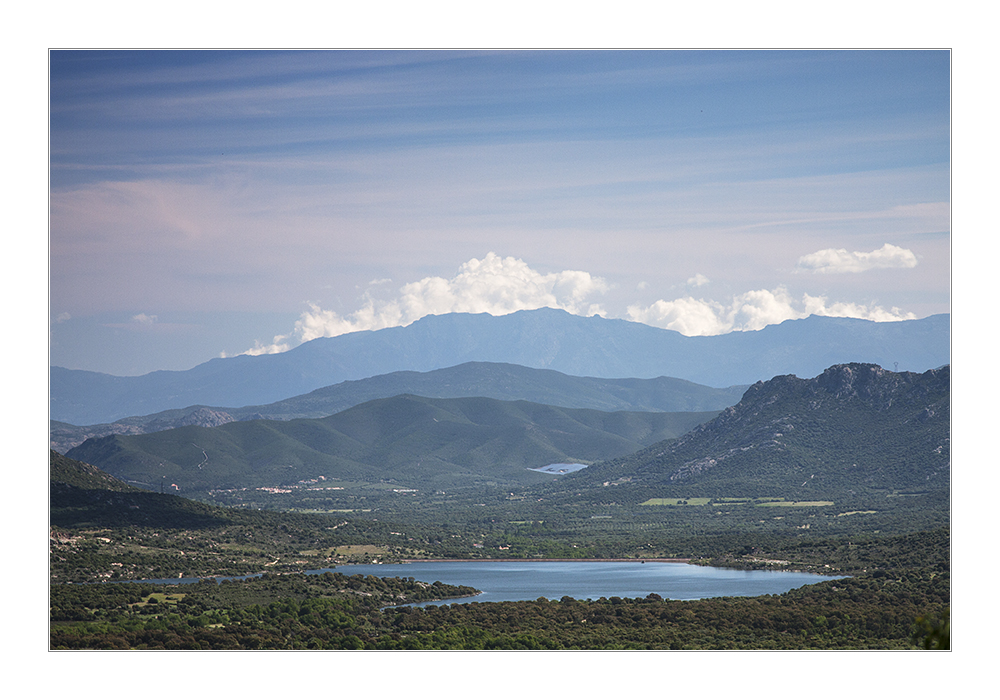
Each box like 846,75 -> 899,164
309,560 -> 845,605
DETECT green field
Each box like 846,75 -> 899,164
638,496 -> 833,508
639,498 -> 711,506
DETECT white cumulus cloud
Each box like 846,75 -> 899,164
627,287 -> 916,336
236,253 -> 922,356
796,243 -> 918,274
235,334 -> 294,357
238,253 -> 609,355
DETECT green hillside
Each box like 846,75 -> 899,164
66,395 -> 719,495
51,361 -> 747,453
50,449 -> 232,530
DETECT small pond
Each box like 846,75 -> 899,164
528,462 -> 589,474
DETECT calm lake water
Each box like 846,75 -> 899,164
309,561 -> 844,605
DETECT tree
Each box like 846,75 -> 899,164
911,608 -> 949,650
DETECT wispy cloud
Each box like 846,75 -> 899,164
238,253 -> 609,355
48,52 -> 949,376
627,287 -> 915,336
796,243 -> 918,274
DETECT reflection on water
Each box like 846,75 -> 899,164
317,560 -> 845,605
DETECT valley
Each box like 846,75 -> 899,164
50,350 -> 950,649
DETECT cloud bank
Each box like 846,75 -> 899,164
796,243 -> 918,274
627,288 -> 916,336
239,253 -> 609,355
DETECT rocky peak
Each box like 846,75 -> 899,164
740,363 -> 948,408
176,407 -> 236,428
619,361 -> 950,490
670,362 -> 948,453
815,363 -> 894,399
143,407 -> 237,432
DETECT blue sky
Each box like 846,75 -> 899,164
49,50 -> 950,375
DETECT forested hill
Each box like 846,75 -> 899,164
558,364 -> 950,501
50,450 -> 232,531
65,395 -> 720,493
50,449 -> 142,493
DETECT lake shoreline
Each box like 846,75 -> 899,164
337,559 -> 845,606
399,557 -> 692,564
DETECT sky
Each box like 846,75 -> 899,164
49,50 -> 951,376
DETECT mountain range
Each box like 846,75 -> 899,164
64,361 -> 950,509
51,309 -> 950,425
50,361 -> 747,453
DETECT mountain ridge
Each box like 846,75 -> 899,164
51,309 -> 950,425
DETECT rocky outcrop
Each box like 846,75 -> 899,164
609,363 -> 950,492
146,407 -> 236,431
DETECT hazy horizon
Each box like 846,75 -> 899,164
50,306 -> 949,378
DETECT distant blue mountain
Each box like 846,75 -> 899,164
50,308 -> 950,425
